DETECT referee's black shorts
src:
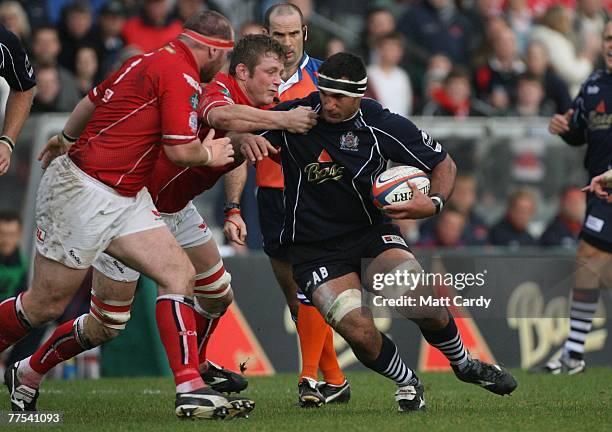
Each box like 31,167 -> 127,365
257,187 -> 290,261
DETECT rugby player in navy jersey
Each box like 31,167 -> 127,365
544,20 -> 612,375
236,52 -> 517,413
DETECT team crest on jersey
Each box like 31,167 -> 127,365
190,93 -> 199,110
340,132 -> 359,151
102,89 -> 114,103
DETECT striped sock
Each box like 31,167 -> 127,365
362,332 -> 416,386
421,315 -> 469,367
564,288 -> 600,360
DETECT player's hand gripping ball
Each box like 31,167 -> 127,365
372,166 -> 430,209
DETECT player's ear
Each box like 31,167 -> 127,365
263,27 -> 269,35
235,63 -> 249,81
303,25 -> 308,42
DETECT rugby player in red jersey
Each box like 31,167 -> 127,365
3,33 -> 316,420
0,11 -> 241,420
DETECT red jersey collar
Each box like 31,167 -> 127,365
170,39 -> 199,75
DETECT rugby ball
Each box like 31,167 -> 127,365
372,166 -> 430,208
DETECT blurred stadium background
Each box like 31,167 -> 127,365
0,0 -> 610,390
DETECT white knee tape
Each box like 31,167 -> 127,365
194,262 -> 232,299
193,298 -> 223,319
321,288 -> 362,326
89,291 -> 133,330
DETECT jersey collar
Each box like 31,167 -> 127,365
171,39 -> 199,75
279,53 -> 310,96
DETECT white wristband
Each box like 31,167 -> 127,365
0,139 -> 12,154
203,145 -> 213,166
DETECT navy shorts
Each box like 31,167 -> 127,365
581,193 -> 612,253
257,187 -> 290,260
291,224 -> 411,301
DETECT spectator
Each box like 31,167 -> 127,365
474,27 -> 526,112
489,187 -> 538,247
367,32 -> 413,116
238,21 -> 264,37
422,67 -> 495,117
31,64 -> 79,112
418,205 -> 467,248
91,0 -> 127,81
503,0 -> 533,55
530,5 -> 595,96
399,0 -> 472,68
325,37 -> 346,58
122,0 -> 183,53
420,173 -> 489,246
525,40 -> 572,113
360,7 -> 396,64
508,72 -> 555,117
0,209 -> 26,302
288,0 -> 331,60
30,26 -> 81,110
0,1 -> 31,45
575,0 -> 609,63
172,0 -> 208,23
57,1 -> 96,74
74,45 -> 98,96
419,53 -> 452,113
540,186 -> 586,248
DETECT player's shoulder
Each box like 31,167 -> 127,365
0,24 -> 21,49
584,69 -> 609,86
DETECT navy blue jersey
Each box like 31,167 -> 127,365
562,69 -> 611,180
0,25 -> 35,91
263,92 -> 448,245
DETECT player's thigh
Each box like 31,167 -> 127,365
184,236 -> 221,274
105,226 -> 194,294
24,252 -> 90,325
270,257 -> 299,298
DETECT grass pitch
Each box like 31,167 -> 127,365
1,369 -> 611,431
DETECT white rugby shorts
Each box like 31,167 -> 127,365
35,155 -> 166,269
92,201 -> 212,282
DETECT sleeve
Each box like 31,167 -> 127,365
199,77 -> 235,126
560,82 -> 588,146
158,67 -> 201,146
0,28 -> 36,91
373,110 -> 448,173
87,65 -> 123,103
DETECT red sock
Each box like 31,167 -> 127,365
194,313 -> 220,368
29,317 -> 87,374
156,296 -> 203,390
297,302 -> 328,381
0,295 -> 31,353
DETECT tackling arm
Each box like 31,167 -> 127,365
207,105 -> 316,134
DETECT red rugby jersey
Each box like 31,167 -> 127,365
68,40 -> 201,197
147,73 -> 254,213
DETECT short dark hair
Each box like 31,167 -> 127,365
229,34 -> 285,76
374,31 -> 406,50
445,66 -> 470,83
264,3 -> 304,30
318,52 -> 366,82
184,10 -> 233,41
0,209 -> 21,224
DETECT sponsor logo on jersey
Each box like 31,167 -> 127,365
586,85 -> 600,94
339,131 -> 359,151
588,100 -> 611,131
305,150 -> 344,183
183,73 -> 201,92
190,92 -> 199,110
189,111 -> 198,133
24,54 -> 33,78
381,234 -> 407,246
421,130 -> 442,152
102,89 -> 114,103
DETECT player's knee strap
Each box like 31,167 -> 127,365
385,259 -> 423,295
194,261 -> 232,299
89,290 -> 133,330
321,288 -> 362,326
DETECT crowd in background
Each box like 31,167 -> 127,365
0,0 -> 608,256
